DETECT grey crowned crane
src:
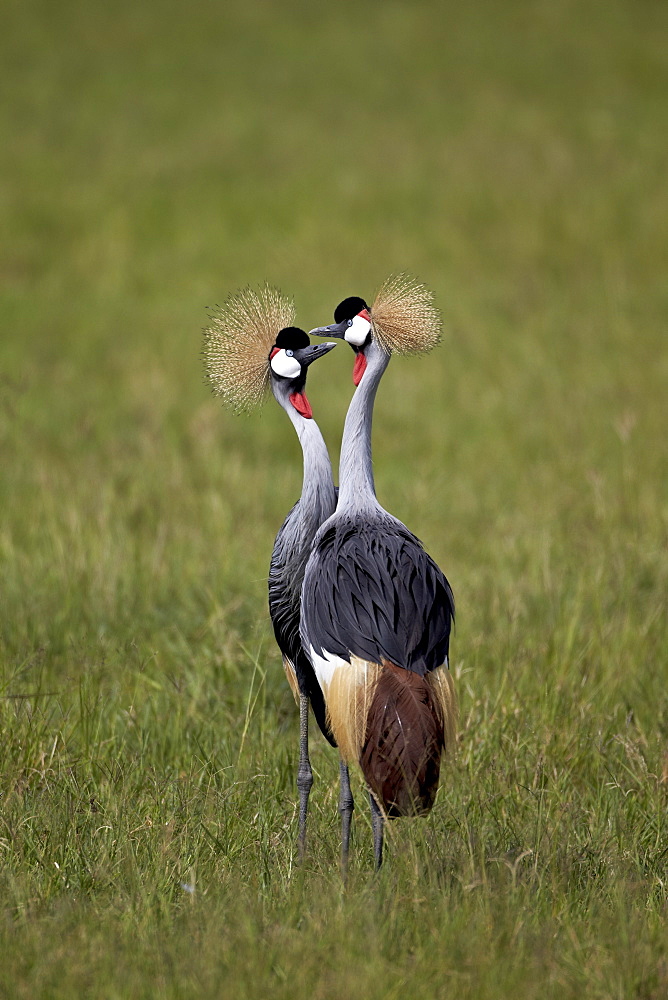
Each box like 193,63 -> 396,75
202,286 -> 337,857
301,275 -> 457,870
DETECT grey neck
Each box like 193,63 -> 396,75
285,404 -> 336,523
337,341 -> 390,512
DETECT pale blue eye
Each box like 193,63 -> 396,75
285,349 -> 293,356
347,319 -> 353,327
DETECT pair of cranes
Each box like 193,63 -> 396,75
203,276 -> 456,871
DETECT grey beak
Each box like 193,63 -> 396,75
300,341 -> 337,367
308,321 -> 348,339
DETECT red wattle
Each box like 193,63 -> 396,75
353,352 -> 367,386
289,392 -> 313,419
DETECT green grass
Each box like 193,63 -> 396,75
1,0 -> 667,996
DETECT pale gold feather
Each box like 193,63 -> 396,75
325,657 -> 382,763
426,665 -> 458,757
202,285 -> 295,412
282,656 -> 300,704
370,273 -> 442,355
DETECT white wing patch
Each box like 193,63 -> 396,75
309,647 -> 449,694
308,645 -> 350,693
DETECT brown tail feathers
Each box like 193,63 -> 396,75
359,661 -> 456,818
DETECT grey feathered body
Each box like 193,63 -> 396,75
300,503 -> 455,814
269,492 -> 337,745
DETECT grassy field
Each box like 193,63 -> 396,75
2,0 -> 667,996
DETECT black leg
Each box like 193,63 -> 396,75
369,791 -> 384,870
339,760 -> 354,878
297,693 -> 313,860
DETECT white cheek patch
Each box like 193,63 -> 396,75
270,349 -> 301,378
344,314 -> 371,347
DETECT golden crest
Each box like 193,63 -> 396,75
203,285 -> 295,412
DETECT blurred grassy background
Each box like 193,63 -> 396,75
1,0 -> 667,997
